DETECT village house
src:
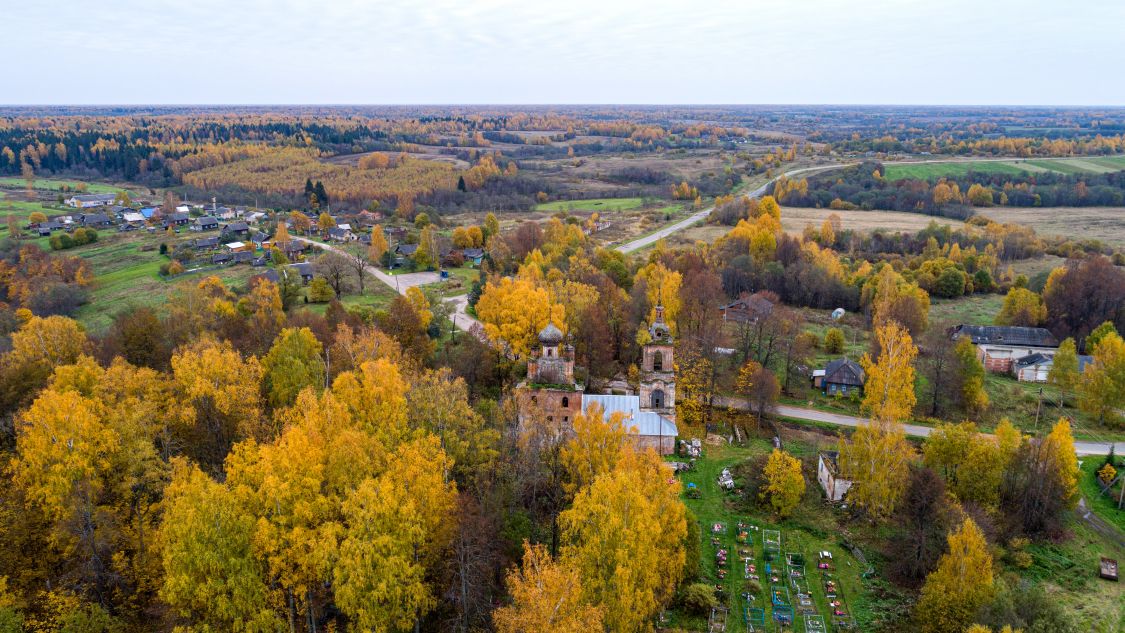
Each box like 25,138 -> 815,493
121,212 -> 146,224
36,221 -> 65,237
164,212 -> 190,227
461,248 -> 485,266
221,222 -> 250,237
191,216 -> 219,232
283,241 -> 311,257
326,227 -> 353,242
65,193 -> 116,208
817,451 -> 853,502
394,243 -> 419,265
79,213 -> 113,228
951,325 -> 1060,373
211,252 -> 233,265
250,231 -> 271,249
225,241 -> 251,253
1012,352 -> 1094,383
813,357 -> 865,396
193,237 -> 220,250
355,210 -> 382,227
719,293 -> 774,323
289,262 -> 315,283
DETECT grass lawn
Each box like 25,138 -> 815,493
534,197 -> 644,212
1078,456 -> 1125,534
667,439 -> 876,632
297,284 -> 398,317
427,266 -> 480,296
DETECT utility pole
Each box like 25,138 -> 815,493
1034,387 -> 1044,435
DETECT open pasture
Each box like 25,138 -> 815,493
884,155 -> 1125,180
534,196 -> 644,212
983,206 -> 1125,247
0,176 -> 124,194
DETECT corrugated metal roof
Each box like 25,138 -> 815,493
583,394 -> 677,437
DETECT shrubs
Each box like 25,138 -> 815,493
824,327 -> 845,354
678,583 -> 717,615
48,228 -> 98,250
159,260 -> 185,276
308,277 -> 336,303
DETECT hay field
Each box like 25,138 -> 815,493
982,206 -> 1125,247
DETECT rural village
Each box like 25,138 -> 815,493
0,102 -> 1122,633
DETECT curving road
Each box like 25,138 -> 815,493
615,164 -> 846,253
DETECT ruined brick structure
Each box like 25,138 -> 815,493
638,305 -> 676,424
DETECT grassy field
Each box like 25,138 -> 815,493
668,439 -> 874,632
1022,517 -> 1124,632
981,207 -> 1125,248
884,155 -> 1125,180
0,177 -> 124,194
664,207 -> 962,249
297,284 -> 398,317
67,231 -> 263,333
534,196 -> 645,212
928,293 -> 1004,326
884,161 -> 1030,180
782,207 -> 962,235
1078,456 -> 1125,534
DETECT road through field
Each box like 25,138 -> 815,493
293,237 -> 484,336
614,164 -> 845,253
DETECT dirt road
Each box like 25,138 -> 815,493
294,237 -> 484,335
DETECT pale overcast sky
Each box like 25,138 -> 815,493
7,0 -> 1125,105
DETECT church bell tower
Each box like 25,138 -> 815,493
639,305 -> 675,421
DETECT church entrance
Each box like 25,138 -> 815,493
651,389 -> 665,409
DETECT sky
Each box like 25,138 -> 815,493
7,0 -> 1125,105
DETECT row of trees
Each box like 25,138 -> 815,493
783,161 -> 1125,217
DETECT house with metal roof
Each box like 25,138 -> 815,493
191,216 -> 219,232
1012,352 -> 1094,383
951,325 -> 1060,373
65,193 -> 116,208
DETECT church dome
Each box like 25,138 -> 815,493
538,322 -> 564,345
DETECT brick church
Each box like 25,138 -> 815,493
517,307 -> 678,454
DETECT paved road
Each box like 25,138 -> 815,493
293,237 -> 484,336
714,395 -> 1125,457
614,164 -> 846,253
